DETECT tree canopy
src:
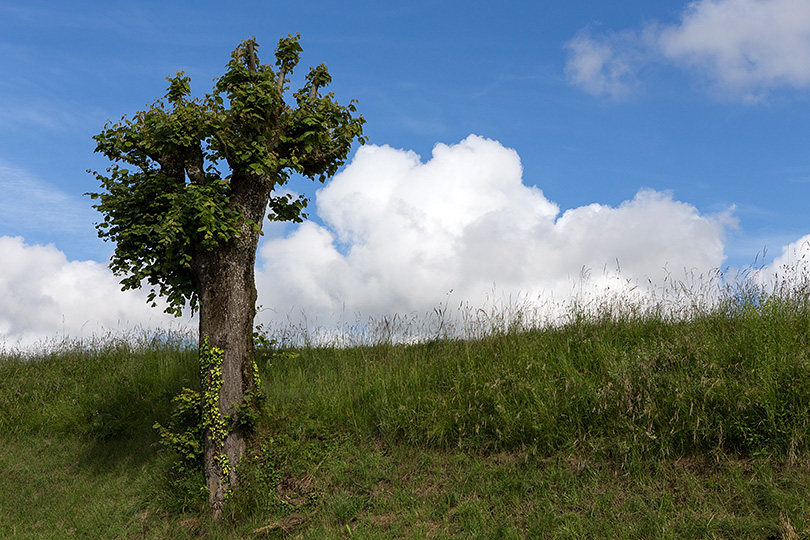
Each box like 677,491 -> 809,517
89,35 -> 366,316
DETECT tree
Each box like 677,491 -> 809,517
88,35 -> 365,518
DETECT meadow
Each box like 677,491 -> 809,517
2,266 -> 810,539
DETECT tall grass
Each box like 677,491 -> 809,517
258,263 -> 810,461
0,331 -> 201,539
3,262 -> 810,538
0,330 -> 198,439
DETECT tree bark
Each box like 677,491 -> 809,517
195,229 -> 260,519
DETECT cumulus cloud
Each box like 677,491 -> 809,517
9,135 -> 810,347
0,236 -> 192,349
255,135 -> 736,335
565,0 -> 810,100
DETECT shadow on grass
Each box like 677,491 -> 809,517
77,386 -> 172,474
68,344 -> 199,476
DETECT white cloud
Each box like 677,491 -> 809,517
660,0 -> 810,99
255,135 -> 736,337
565,0 -> 810,100
0,236 -> 192,349
8,135 -> 810,348
563,29 -> 642,99
767,234 -> 810,268
754,233 -> 810,290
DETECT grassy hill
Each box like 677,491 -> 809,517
3,280 -> 810,539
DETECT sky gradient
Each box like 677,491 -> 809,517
2,0 -> 810,346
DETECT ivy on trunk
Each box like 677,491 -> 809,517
88,35 -> 365,518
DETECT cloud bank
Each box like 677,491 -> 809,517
9,134 -> 810,348
0,236 -> 191,349
254,135 -> 736,335
565,0 -> 810,100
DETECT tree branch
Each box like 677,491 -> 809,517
246,42 -> 257,73
308,82 -> 319,100
153,152 -> 185,184
184,145 -> 207,184
212,131 -> 234,168
276,66 -> 286,96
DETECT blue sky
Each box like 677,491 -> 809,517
2,0 -> 810,345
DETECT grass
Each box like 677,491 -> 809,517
3,270 -> 810,538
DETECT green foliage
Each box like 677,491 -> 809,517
87,35 -> 366,316
154,387 -> 204,475
253,321 -> 302,364
153,337 -> 266,487
236,361 -> 267,431
225,431 -> 331,522
198,337 -> 231,480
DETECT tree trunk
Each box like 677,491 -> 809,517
195,233 -> 259,519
